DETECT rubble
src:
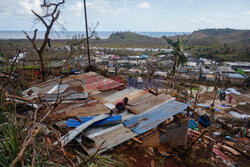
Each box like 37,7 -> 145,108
1,70 -> 250,166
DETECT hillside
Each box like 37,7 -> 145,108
91,32 -> 167,48
90,29 -> 250,61
187,28 -> 249,45
0,29 -> 249,61
186,29 -> 250,61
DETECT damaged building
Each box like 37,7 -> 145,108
22,72 -> 190,155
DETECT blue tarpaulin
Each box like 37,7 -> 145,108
66,115 -> 122,127
197,104 -> 221,112
189,119 -> 198,129
140,54 -> 150,59
198,115 -> 210,128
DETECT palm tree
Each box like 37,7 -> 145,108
163,36 -> 188,89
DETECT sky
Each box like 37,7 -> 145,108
0,0 -> 250,32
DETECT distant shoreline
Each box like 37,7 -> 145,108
0,31 -> 190,40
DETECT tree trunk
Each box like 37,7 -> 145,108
38,52 -> 46,82
171,54 -> 177,89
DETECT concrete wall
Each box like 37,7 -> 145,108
138,118 -> 189,148
160,118 -> 189,147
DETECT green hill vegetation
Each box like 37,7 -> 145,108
91,29 -> 250,61
0,29 -> 249,61
186,28 -> 250,61
91,31 -> 167,48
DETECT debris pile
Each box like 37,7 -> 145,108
1,71 -> 249,166
1,72 -> 192,166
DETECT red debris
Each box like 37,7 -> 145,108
213,147 -> 228,161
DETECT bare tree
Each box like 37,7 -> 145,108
23,0 -> 65,81
142,59 -> 159,80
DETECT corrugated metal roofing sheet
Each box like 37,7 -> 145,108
225,73 -> 246,79
80,124 -> 137,155
123,100 -> 188,134
47,84 -> 70,94
43,92 -> 88,101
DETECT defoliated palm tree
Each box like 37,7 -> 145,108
163,36 -> 188,88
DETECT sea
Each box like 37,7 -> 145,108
0,31 -> 190,40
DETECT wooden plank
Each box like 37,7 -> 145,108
129,94 -> 174,115
189,129 -> 215,142
54,114 -> 109,146
158,127 -> 167,133
224,141 -> 235,147
132,137 -> 143,144
224,141 -> 249,157
212,147 -> 228,161
222,145 -> 241,156
102,88 -> 146,104
65,103 -> 110,117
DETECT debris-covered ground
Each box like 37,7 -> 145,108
0,70 -> 249,167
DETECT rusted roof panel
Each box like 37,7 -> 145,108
129,94 -> 174,115
63,102 -> 110,117
92,89 -> 119,101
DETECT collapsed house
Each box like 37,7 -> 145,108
22,72 -> 189,155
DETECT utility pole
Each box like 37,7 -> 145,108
83,0 -> 91,71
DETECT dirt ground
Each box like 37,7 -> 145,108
199,87 -> 250,104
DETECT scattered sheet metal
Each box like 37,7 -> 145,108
197,104 -> 221,112
66,115 -> 122,127
54,114 -> 109,146
104,103 -> 115,110
47,84 -> 70,94
42,92 -> 88,101
92,89 -> 119,101
123,100 -> 188,134
78,124 -> 137,155
22,72 -> 123,99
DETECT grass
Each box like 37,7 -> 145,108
0,65 -> 40,71
0,92 -> 20,167
192,87 -> 199,91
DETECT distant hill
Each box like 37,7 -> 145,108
187,28 -> 249,46
91,32 -> 167,48
0,29 -> 249,61
185,29 -> 250,61
90,29 -> 250,61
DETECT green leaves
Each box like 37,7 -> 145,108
164,36 -> 188,68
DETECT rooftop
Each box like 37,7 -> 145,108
21,72 -> 188,155
224,73 -> 246,79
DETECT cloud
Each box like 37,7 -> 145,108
190,17 -> 221,27
138,2 -> 151,9
19,0 -> 41,15
69,0 -> 127,16
245,11 -> 250,15
69,1 -> 83,17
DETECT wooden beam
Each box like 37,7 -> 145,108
131,137 -> 143,144
158,127 -> 167,133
